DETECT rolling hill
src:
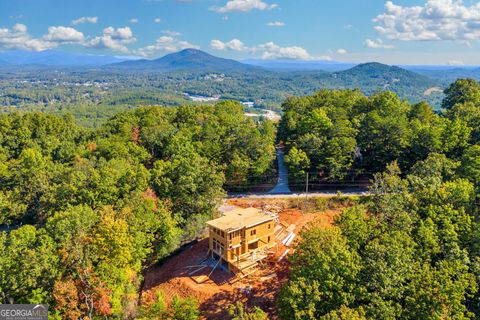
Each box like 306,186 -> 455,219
243,59 -> 355,72
333,62 -> 439,94
0,50 -> 138,66
108,48 -> 263,73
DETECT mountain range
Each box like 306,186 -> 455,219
0,48 -> 474,109
0,50 -> 138,66
1,49 -> 478,77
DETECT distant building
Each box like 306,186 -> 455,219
206,208 -> 275,273
241,101 -> 255,108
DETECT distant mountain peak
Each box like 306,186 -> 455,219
340,62 -> 420,75
348,62 -> 395,70
108,48 -> 263,73
177,48 -> 205,55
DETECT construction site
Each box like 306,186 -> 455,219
141,197 -> 349,319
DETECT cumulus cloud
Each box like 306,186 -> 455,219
0,24 -> 52,51
210,38 -> 314,60
85,26 -> 136,53
130,18 -> 139,24
336,48 -> 347,54
154,18 -> 162,23
210,38 -> 247,51
71,16 -> 98,25
267,21 -> 285,27
363,38 -> 394,49
374,0 -> 480,41
0,23 -> 138,53
134,34 -> 199,57
0,24 -> 85,51
211,0 -> 278,13
43,26 -> 84,43
258,42 -> 311,59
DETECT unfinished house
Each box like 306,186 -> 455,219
207,208 -> 276,274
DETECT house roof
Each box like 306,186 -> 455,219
207,207 -> 274,232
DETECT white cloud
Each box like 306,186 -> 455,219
447,59 -> 464,65
130,18 -> 139,24
12,23 -> 27,33
336,48 -> 347,54
211,0 -> 278,13
210,38 -> 247,51
210,38 -> 315,60
267,21 -> 285,27
374,0 -> 480,41
85,26 -> 136,53
134,34 -> 199,57
162,30 -> 181,36
258,42 -> 311,60
154,18 -> 162,23
0,23 -> 138,53
43,26 -> 84,43
71,16 -> 98,25
363,38 -> 394,49
9,14 -> 23,20
0,24 -> 65,51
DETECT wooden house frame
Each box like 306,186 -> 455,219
206,208 -> 276,273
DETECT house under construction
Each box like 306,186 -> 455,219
206,208 -> 276,274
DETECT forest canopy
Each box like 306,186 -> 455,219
1,78 -> 480,319
278,79 -> 480,319
279,79 -> 480,186
0,101 -> 275,318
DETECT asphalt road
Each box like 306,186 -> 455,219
231,147 -> 369,199
228,190 -> 369,199
268,148 -> 292,194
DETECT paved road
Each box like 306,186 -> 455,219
228,190 -> 369,199
228,147 -> 369,199
268,148 -> 292,194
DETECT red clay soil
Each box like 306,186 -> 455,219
141,200 -> 342,319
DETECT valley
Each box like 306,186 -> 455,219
0,49 -> 449,127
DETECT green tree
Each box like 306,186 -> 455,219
170,295 -> 200,320
278,226 -> 361,319
0,226 -> 59,303
443,79 -> 480,109
285,146 -> 311,181
228,302 -> 268,320
320,305 -> 366,320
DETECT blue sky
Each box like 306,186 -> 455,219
1,0 -> 480,64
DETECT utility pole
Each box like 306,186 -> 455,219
305,172 -> 309,200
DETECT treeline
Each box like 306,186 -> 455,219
278,79 -> 480,319
0,101 -> 275,318
279,79 -> 480,186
